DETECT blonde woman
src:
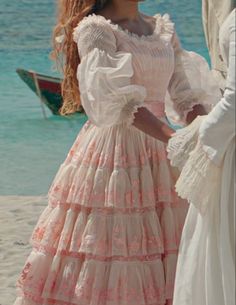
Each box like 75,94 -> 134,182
14,1 -> 217,304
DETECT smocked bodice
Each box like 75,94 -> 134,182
102,14 -> 176,103
72,13 -> 219,128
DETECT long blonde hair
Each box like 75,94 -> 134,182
52,0 -> 108,115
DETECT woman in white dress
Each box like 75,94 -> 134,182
13,1 -> 219,304
168,8 -> 235,305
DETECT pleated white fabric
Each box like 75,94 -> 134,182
14,12 -> 220,305
168,9 -> 236,305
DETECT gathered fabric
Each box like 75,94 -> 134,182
14,12 -> 219,305
78,49 -> 147,128
169,10 -> 236,305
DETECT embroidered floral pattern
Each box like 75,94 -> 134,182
69,147 -> 169,169
18,262 -> 32,285
32,226 -> 46,241
18,272 -> 166,304
14,12 -> 190,305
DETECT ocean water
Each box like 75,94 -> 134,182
0,0 -> 209,196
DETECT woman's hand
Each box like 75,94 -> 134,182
133,107 -> 175,143
186,104 -> 208,125
167,115 -> 204,169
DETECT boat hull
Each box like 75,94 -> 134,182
16,68 -> 84,116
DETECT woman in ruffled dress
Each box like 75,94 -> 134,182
13,1 -> 217,304
170,7 -> 235,305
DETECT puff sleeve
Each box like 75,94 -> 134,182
167,28 -> 221,124
73,16 -> 147,128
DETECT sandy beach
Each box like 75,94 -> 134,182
0,196 -> 47,305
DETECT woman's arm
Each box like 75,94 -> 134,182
198,16 -> 236,165
74,16 -> 174,144
133,107 -> 175,143
168,30 -> 215,125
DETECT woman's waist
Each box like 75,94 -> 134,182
69,118 -> 169,169
144,100 -> 166,118
82,115 -> 169,144
83,101 -> 168,132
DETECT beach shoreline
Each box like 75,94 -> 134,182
0,196 -> 47,305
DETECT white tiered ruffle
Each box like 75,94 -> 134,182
48,122 -> 182,207
167,117 -> 221,215
167,116 -> 205,169
14,122 -> 188,305
175,141 -> 221,215
15,251 -> 168,305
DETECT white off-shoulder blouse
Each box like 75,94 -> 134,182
73,13 -> 219,128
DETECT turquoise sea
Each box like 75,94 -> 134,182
0,0 -> 209,196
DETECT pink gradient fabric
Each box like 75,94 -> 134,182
13,13 -> 195,305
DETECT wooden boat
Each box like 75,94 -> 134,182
16,68 -> 84,115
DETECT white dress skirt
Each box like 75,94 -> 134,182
168,9 -> 236,305
13,13 -> 220,305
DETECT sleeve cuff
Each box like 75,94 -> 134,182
167,115 -> 205,169
175,140 -> 221,215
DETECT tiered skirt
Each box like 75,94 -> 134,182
14,120 -> 188,305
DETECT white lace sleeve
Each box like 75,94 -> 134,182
167,116 -> 205,169
73,15 -> 147,128
199,13 -> 236,166
168,31 -> 221,124
175,140 -> 221,215
167,115 -> 221,215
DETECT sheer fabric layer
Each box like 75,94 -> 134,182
14,122 -> 188,305
12,12 -> 214,305
74,13 -> 220,126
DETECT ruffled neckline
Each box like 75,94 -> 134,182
80,13 -> 175,43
